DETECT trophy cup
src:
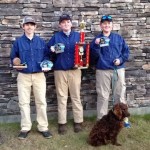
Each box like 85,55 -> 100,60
13,57 -> 27,69
74,15 -> 90,69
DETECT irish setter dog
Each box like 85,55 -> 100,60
88,103 -> 130,146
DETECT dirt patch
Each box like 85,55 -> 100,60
0,133 -> 4,145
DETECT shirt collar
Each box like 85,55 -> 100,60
101,31 -> 112,38
63,30 -> 71,36
61,30 -> 72,37
23,33 -> 36,41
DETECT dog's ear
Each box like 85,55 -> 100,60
113,103 -> 122,120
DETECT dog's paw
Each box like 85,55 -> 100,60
112,141 -> 122,146
115,143 -> 122,146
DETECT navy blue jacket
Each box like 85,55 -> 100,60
47,31 -> 80,70
10,34 -> 50,73
90,32 -> 130,70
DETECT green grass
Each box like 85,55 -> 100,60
0,115 -> 150,150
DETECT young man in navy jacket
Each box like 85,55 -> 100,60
10,16 -> 52,139
47,14 -> 83,135
90,15 -> 130,120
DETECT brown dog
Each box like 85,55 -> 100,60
88,103 -> 130,146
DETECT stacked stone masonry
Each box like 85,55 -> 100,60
0,0 -> 150,116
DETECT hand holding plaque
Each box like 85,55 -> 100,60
13,57 -> 27,69
50,43 -> 65,54
99,37 -> 110,47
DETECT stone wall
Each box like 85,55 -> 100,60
0,0 -> 150,118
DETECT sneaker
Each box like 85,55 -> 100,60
38,130 -> 52,139
18,131 -> 30,140
58,124 -> 67,135
74,123 -> 82,133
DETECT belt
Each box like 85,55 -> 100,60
32,72 -> 41,74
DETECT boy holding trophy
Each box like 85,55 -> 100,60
10,16 -> 52,139
47,14 -> 84,135
90,15 -> 130,120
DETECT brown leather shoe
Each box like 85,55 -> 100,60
74,123 -> 82,133
58,124 -> 67,135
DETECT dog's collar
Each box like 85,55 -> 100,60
111,109 -> 123,121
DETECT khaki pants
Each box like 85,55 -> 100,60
96,68 -> 126,120
54,70 -> 83,124
17,72 -> 48,131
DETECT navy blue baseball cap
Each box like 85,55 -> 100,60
22,16 -> 36,25
101,15 -> 112,23
59,14 -> 72,23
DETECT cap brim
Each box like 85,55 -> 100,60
101,19 -> 112,23
59,17 -> 71,23
23,22 -> 36,24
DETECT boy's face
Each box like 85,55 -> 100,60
100,21 -> 113,33
59,20 -> 72,32
22,23 -> 36,35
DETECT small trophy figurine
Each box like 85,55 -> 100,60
79,15 -> 86,43
40,60 -> 53,71
13,57 -> 27,69
74,15 -> 90,69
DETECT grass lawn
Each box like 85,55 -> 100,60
0,115 -> 150,150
